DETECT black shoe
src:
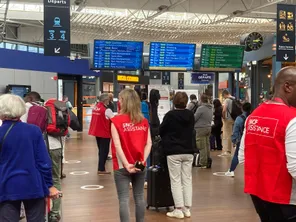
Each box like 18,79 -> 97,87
60,173 -> 66,179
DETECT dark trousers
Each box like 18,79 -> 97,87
96,137 -> 110,172
0,198 -> 45,222
212,127 -> 222,150
251,195 -> 296,222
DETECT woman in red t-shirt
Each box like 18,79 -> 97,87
111,88 -> 152,222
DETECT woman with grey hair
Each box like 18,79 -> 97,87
0,94 -> 60,221
89,93 -> 114,175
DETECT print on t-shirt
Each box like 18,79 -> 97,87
246,116 -> 278,138
123,123 -> 147,132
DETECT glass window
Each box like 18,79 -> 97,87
5,43 -> 16,50
39,47 -> 44,54
17,44 -> 28,51
0,42 -> 4,48
28,46 -> 38,53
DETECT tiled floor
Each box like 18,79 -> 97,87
57,132 -> 259,222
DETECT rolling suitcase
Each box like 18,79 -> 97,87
146,165 -> 174,212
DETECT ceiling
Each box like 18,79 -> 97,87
4,0 -> 291,44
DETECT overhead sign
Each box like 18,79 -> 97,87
200,45 -> 244,72
44,0 -> 70,56
149,42 -> 196,71
191,72 -> 214,84
276,4 -> 295,62
93,40 -> 143,70
117,75 -> 139,83
162,72 -> 171,85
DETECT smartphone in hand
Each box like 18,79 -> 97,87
135,161 -> 145,171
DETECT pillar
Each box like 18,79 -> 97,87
236,72 -> 240,99
214,72 -> 219,98
95,76 -> 101,97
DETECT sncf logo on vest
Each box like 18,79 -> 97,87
246,116 -> 278,138
123,123 -> 147,132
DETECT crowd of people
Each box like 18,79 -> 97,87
2,67 -> 296,222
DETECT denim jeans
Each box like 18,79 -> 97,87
114,168 -> 146,222
0,198 -> 45,222
96,137 -> 110,171
229,142 -> 240,172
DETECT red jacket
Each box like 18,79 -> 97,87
244,101 -> 296,205
88,102 -> 111,138
111,114 -> 149,170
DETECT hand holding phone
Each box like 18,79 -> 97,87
135,161 -> 145,171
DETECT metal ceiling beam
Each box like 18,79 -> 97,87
207,0 -> 284,25
71,0 -> 87,20
146,0 -> 189,20
0,0 -> 10,38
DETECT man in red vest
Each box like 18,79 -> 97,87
89,93 -> 114,175
239,66 -> 296,221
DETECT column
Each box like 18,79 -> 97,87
214,72 -> 219,98
236,72 -> 240,99
113,71 -> 119,112
95,76 -> 101,97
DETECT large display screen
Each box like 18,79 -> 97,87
149,42 -> 196,71
93,40 -> 144,70
200,44 -> 245,71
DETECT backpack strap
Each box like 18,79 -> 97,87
0,122 -> 16,153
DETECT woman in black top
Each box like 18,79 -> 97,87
159,92 -> 194,219
212,99 -> 223,150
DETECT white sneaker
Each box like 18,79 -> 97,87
220,152 -> 231,157
225,171 -> 235,177
182,208 -> 191,218
166,209 -> 184,219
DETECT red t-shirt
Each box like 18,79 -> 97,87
111,114 -> 149,170
88,102 -> 111,138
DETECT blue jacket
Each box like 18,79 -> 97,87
231,112 -> 247,144
0,121 -> 53,203
141,101 -> 150,122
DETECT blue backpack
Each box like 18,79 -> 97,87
141,101 -> 150,122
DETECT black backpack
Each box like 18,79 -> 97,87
228,98 -> 242,120
190,102 -> 198,114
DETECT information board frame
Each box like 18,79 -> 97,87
43,0 -> 70,57
92,39 -> 144,71
149,42 -> 196,71
199,44 -> 245,72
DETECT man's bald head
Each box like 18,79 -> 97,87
274,66 -> 296,107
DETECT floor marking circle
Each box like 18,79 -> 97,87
65,160 -> 81,164
81,185 -> 104,190
213,172 -> 229,177
70,171 -> 89,176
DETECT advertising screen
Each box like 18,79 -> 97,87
93,40 -> 144,70
149,42 -> 196,71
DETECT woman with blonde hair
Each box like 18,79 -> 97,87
111,88 -> 152,222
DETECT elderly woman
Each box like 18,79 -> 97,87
0,94 -> 60,221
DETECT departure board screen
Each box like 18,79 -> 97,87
149,42 -> 196,71
200,45 -> 245,71
93,40 -> 144,70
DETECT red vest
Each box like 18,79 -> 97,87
111,114 -> 149,170
88,102 -> 111,138
244,101 -> 296,205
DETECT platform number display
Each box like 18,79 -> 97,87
44,0 -> 70,56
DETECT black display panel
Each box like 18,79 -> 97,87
149,42 -> 196,71
93,40 -> 144,70
44,0 -> 71,56
200,44 -> 244,72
